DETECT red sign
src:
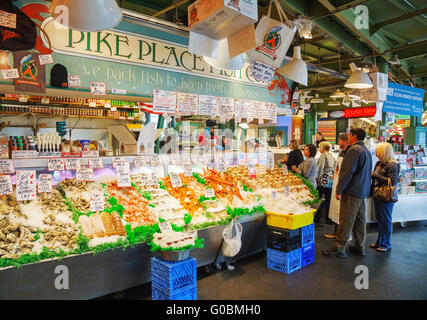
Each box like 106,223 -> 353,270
328,106 -> 377,119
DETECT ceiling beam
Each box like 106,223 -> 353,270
309,0 -> 371,20
152,0 -> 191,17
370,8 -> 427,35
387,0 -> 427,28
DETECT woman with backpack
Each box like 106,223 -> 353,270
315,141 -> 336,223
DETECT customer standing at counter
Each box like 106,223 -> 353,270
267,134 -> 278,147
371,143 -> 400,253
282,139 -> 304,171
323,128 -> 372,258
315,132 -> 326,148
292,144 -> 318,189
325,133 -> 349,238
315,141 -> 336,223
199,119 -> 222,150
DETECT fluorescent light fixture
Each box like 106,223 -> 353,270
278,46 -> 308,86
50,0 -> 122,32
330,89 -> 346,99
344,63 -> 373,89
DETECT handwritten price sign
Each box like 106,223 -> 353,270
0,175 -> 13,196
116,162 -> 131,187
38,174 -> 53,193
0,159 -> 14,174
48,158 -> 65,171
89,158 -> 104,169
16,170 -> 37,201
65,158 -> 81,171
90,193 -> 105,212
76,168 -> 94,181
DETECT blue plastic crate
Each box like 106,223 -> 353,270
151,257 -> 197,293
152,284 -> 197,300
301,223 -> 315,246
267,248 -> 301,274
301,243 -> 315,267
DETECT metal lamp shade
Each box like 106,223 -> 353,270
203,38 -> 244,71
344,63 -> 373,89
278,46 -> 307,86
50,0 -> 122,32
330,89 -> 345,98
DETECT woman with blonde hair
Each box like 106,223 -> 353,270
282,139 -> 304,171
370,142 -> 400,253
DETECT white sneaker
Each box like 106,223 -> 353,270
226,264 -> 235,271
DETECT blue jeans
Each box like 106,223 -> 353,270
373,200 -> 394,249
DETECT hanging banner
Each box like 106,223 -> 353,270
383,82 -> 425,116
13,52 -> 46,94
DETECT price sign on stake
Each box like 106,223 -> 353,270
205,188 -> 215,198
89,158 -> 104,169
0,175 -> 13,196
76,168 -> 94,181
170,172 -> 182,188
16,170 -> 37,201
0,160 -> 14,174
116,162 -> 131,187
38,174 -> 53,193
151,173 -> 158,186
48,158 -> 65,171
65,158 -> 80,171
159,222 -> 172,233
90,193 -> 105,212
140,174 -> 151,185
217,161 -> 226,172
151,154 -> 161,166
184,164 -> 192,177
133,156 -> 146,167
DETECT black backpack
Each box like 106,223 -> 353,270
51,64 -> 68,88
0,0 -> 37,51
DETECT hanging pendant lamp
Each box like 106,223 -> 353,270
278,46 -> 307,86
330,89 -> 346,99
50,0 -> 122,32
203,38 -> 244,71
344,63 -> 373,89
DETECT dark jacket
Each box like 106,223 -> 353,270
285,149 -> 304,171
336,141 -> 373,199
371,161 -> 400,188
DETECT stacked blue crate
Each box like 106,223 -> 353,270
301,223 -> 315,246
151,257 -> 197,300
301,223 -> 315,267
267,248 -> 302,274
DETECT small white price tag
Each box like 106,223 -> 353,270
0,159 -> 14,174
37,174 -> 53,193
65,158 -> 81,171
39,54 -> 53,65
217,161 -> 226,173
151,154 -> 161,166
248,165 -> 256,177
0,175 -> 13,196
170,172 -> 182,188
159,222 -> 172,233
151,173 -> 158,186
111,107 -> 117,112
205,188 -> 215,198
104,103 -> 111,109
41,98 -> 50,104
112,88 -> 126,95
112,157 -> 127,167
82,150 -> 99,158
48,158 -> 65,171
116,162 -> 131,187
133,156 -> 146,167
76,168 -> 94,181
282,165 -> 288,175
184,164 -> 192,177
19,96 -> 27,103
1,68 -> 19,79
0,10 -> 16,29
89,102 -> 96,107
90,193 -> 105,212
89,157 -> 103,169
68,75 -> 81,87
141,174 -> 151,185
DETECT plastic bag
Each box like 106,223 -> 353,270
222,219 -> 243,257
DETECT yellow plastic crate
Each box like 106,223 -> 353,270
266,209 -> 315,230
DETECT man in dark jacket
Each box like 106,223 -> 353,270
323,128 -> 373,258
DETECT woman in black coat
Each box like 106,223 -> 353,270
371,143 -> 400,253
282,139 -> 304,171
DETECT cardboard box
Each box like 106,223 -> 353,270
188,0 -> 258,40
360,72 -> 388,101
108,125 -> 138,155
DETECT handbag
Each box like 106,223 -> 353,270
247,0 -> 296,69
373,178 -> 398,202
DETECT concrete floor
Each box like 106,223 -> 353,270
98,221 -> 427,300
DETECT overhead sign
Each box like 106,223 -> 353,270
328,106 -> 377,119
383,82 -> 425,117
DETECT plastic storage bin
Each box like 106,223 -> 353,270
152,284 -> 197,300
267,226 -> 301,252
267,248 -> 301,274
265,209 -> 315,230
151,257 -> 197,295
301,223 -> 315,246
301,243 -> 315,267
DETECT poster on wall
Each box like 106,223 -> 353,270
198,95 -> 217,116
250,101 -> 266,120
235,99 -> 250,119
216,97 -> 234,119
177,92 -> 198,115
265,103 -> 277,122
13,52 -> 46,94
153,90 -> 177,114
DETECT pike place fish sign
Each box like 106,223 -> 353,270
40,17 -> 267,87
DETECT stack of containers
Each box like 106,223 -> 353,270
266,210 -> 315,274
151,257 -> 197,300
